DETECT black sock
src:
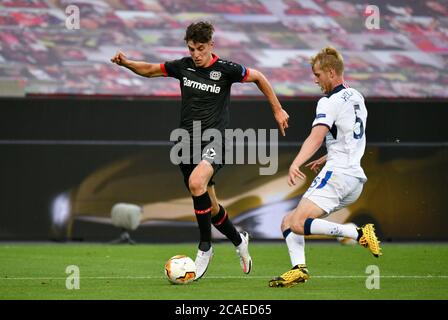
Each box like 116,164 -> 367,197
211,205 -> 242,246
192,192 -> 212,251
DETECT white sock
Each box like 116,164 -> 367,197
284,230 -> 306,267
309,218 -> 358,239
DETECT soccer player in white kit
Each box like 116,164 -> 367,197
269,47 -> 382,288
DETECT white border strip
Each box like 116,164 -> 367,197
2,275 -> 447,280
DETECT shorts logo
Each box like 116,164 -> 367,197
202,147 -> 216,160
316,113 -> 326,119
210,71 -> 222,81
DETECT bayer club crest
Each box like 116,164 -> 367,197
209,70 -> 222,81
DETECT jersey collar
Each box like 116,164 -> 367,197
327,83 -> 346,98
205,53 -> 219,68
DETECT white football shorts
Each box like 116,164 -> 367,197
303,169 -> 365,216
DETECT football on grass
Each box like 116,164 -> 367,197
165,255 -> 196,284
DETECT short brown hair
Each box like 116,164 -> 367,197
184,21 -> 214,43
310,46 -> 344,75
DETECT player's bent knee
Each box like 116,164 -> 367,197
281,213 -> 291,231
188,177 -> 207,196
290,219 -> 306,235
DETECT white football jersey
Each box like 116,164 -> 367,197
312,84 -> 367,181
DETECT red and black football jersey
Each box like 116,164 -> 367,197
161,53 -> 249,135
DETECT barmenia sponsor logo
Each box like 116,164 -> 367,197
183,77 -> 221,93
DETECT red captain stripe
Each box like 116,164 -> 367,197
195,207 -> 212,215
242,67 -> 250,82
214,210 -> 228,226
160,63 -> 168,76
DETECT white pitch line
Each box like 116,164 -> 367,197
1,275 -> 448,280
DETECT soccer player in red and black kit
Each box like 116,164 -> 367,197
111,21 -> 289,280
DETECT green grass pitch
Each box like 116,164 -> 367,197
0,242 -> 447,300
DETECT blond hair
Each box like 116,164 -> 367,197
310,46 -> 344,75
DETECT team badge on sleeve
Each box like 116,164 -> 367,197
210,71 -> 222,81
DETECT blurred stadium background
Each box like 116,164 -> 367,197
0,0 -> 447,243
1,0 -> 448,97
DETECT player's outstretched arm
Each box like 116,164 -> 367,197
245,68 -> 289,136
288,125 -> 328,186
110,51 -> 164,78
